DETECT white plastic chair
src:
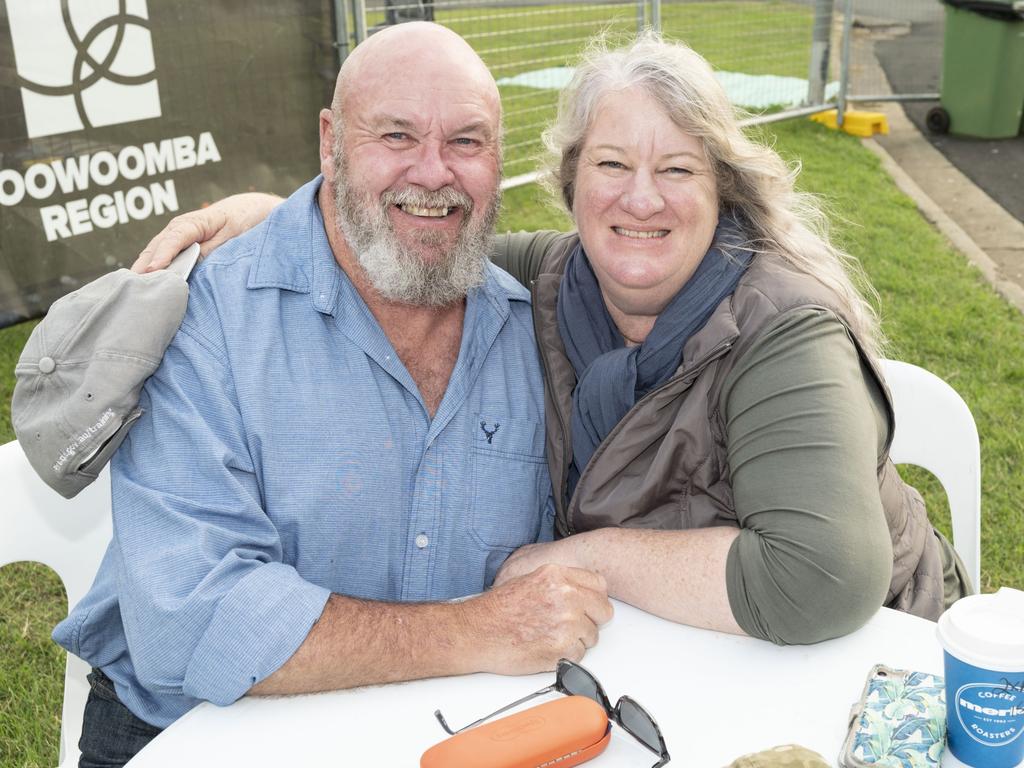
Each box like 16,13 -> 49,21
879,359 -> 981,592
0,439 -> 112,767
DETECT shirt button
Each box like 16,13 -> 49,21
415,534 -> 429,549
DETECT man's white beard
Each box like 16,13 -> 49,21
332,150 -> 500,307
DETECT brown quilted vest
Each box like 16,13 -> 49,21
529,233 -> 946,620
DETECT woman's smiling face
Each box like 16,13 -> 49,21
573,86 -> 720,320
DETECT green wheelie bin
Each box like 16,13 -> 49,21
926,0 -> 1024,138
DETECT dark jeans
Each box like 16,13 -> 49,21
79,669 -> 162,768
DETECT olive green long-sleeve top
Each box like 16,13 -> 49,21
491,231 -> 961,643
721,307 -> 893,641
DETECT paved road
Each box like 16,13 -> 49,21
871,3 -> 1024,221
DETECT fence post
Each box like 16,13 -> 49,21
636,0 -> 646,33
352,0 -> 368,44
332,0 -> 351,68
650,0 -> 662,33
837,0 -> 854,126
806,0 -> 833,105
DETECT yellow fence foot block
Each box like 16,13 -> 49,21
809,109 -> 889,138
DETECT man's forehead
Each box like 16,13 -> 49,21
351,87 -> 500,136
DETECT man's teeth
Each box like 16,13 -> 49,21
399,204 -> 451,218
613,227 -> 668,239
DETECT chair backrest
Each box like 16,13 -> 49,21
878,359 -> 981,592
0,439 -> 112,768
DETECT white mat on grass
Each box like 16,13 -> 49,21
497,66 -> 839,110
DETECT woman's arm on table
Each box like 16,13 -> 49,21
495,308 -> 893,645
132,192 -> 283,273
497,525 -> 745,634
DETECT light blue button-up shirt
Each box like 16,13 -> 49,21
53,177 -> 554,729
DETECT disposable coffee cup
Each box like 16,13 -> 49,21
936,587 -> 1024,768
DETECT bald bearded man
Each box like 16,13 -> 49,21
54,23 -> 612,767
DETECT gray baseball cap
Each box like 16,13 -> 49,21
12,245 -> 199,498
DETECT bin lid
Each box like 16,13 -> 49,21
940,0 -> 1024,20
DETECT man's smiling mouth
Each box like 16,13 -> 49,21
398,204 -> 453,218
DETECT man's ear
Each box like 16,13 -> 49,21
319,108 -> 336,182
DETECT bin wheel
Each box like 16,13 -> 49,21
926,106 -> 950,135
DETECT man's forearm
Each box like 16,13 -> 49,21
250,564 -> 615,696
249,593 -> 480,695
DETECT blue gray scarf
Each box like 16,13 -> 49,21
557,216 -> 753,499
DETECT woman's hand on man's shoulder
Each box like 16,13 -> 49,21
132,192 -> 283,274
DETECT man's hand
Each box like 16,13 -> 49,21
469,564 -> 613,675
493,539 -> 586,587
132,192 -> 283,274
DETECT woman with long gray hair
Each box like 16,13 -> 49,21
485,32 -> 970,643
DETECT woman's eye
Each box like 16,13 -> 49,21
664,166 -> 692,176
598,160 -> 626,170
385,132 -> 408,141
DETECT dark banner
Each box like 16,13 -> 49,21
0,0 -> 338,327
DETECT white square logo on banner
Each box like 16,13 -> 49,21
5,0 -> 161,139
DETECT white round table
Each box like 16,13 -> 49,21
127,601 -> 944,767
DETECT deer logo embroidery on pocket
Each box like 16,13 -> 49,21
480,421 -> 500,444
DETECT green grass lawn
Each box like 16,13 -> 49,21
3,5 -> 1023,764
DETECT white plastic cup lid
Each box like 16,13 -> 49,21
936,587 -> 1024,672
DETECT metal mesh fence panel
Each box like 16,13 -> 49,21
658,0 -> 845,129
660,0 -> 822,100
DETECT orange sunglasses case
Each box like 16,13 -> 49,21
420,695 -> 611,768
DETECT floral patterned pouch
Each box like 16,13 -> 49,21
839,664 -> 946,768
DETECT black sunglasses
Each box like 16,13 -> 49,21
434,658 -> 671,767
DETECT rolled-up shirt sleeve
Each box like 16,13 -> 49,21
112,319 -> 330,706
721,308 -> 893,645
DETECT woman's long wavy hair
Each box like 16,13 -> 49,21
541,32 -> 885,357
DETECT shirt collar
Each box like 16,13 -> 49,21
246,176 -> 340,315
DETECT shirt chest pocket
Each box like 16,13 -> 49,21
470,414 -> 548,549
